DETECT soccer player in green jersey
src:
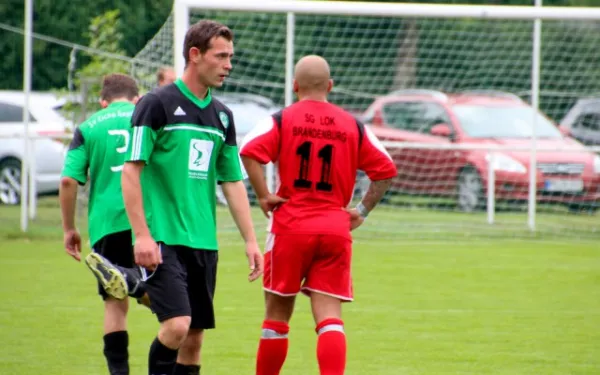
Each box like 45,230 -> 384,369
121,20 -> 264,375
60,73 -> 144,375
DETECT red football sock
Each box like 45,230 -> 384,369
256,320 -> 289,375
316,318 -> 346,375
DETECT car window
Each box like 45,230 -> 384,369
224,102 -> 277,135
573,113 -> 600,131
452,104 -> 562,139
0,102 -> 37,123
382,101 -> 451,133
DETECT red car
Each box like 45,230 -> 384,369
361,90 -> 600,212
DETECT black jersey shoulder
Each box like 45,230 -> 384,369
150,84 -> 232,134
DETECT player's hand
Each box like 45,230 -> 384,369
258,194 -> 288,218
245,241 -> 263,282
64,229 -> 82,261
345,208 -> 365,231
134,235 -> 162,271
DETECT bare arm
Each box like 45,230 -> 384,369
241,156 -> 269,199
357,177 -> 393,216
59,176 -> 83,260
59,177 -> 79,231
221,180 -> 257,244
121,161 -> 150,237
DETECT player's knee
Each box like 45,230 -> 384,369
315,318 -> 344,336
104,298 -> 129,316
265,293 -> 295,322
261,320 -> 290,339
310,292 -> 342,323
160,316 -> 191,346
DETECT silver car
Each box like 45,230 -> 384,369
0,91 -> 69,204
560,97 -> 600,146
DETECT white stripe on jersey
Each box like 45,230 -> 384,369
240,115 -> 277,151
163,125 -> 225,141
364,126 -> 393,161
132,126 -> 144,160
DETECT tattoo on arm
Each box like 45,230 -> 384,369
361,178 -> 393,213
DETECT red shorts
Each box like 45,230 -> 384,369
263,233 -> 353,301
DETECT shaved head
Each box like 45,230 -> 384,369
293,55 -> 332,96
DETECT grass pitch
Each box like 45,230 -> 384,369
0,198 -> 599,374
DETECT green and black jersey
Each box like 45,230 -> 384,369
128,78 -> 244,250
61,102 -> 134,247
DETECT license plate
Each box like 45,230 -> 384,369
544,179 -> 584,192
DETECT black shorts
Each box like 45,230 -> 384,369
142,243 -> 218,330
91,230 -> 134,300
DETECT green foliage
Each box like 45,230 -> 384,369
0,0 -> 171,91
79,9 -> 129,85
57,9 -> 130,123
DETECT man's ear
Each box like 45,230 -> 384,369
327,79 -> 334,93
132,96 -> 140,105
189,47 -> 201,64
99,99 -> 109,108
293,79 -> 299,93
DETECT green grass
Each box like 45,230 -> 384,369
1,198 -> 599,374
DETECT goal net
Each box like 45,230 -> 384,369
133,1 -> 600,241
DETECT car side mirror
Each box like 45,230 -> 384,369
430,123 -> 452,138
558,125 -> 571,137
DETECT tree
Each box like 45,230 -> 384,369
58,9 -> 130,124
0,0 -> 171,90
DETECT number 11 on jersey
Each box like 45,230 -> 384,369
293,141 -> 334,192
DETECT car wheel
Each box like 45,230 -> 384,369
0,158 -> 22,205
457,166 -> 484,213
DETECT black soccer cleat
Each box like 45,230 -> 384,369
118,265 -> 146,299
85,252 -> 128,300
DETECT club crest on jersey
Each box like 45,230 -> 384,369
219,111 -> 229,129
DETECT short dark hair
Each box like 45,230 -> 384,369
156,66 -> 173,84
100,73 -> 139,102
183,20 -> 233,63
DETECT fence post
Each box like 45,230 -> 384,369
487,151 -> 495,225
20,0 -> 33,232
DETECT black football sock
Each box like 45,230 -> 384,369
173,363 -> 200,375
103,331 -> 129,375
148,337 -> 178,375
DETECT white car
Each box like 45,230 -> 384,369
0,91 -> 71,205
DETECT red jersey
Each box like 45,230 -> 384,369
240,100 -> 397,239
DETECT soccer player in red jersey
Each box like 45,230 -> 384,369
240,55 -> 397,375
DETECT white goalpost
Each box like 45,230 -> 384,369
134,0 -> 600,240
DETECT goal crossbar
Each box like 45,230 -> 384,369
174,0 -> 600,20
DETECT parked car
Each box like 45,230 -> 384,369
0,91 -> 70,205
360,89 -> 600,212
213,93 -> 281,204
560,97 -> 600,146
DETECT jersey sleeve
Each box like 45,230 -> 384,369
358,125 -> 397,181
216,110 -> 245,183
61,127 -> 89,185
239,115 -> 280,164
127,93 -> 165,164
